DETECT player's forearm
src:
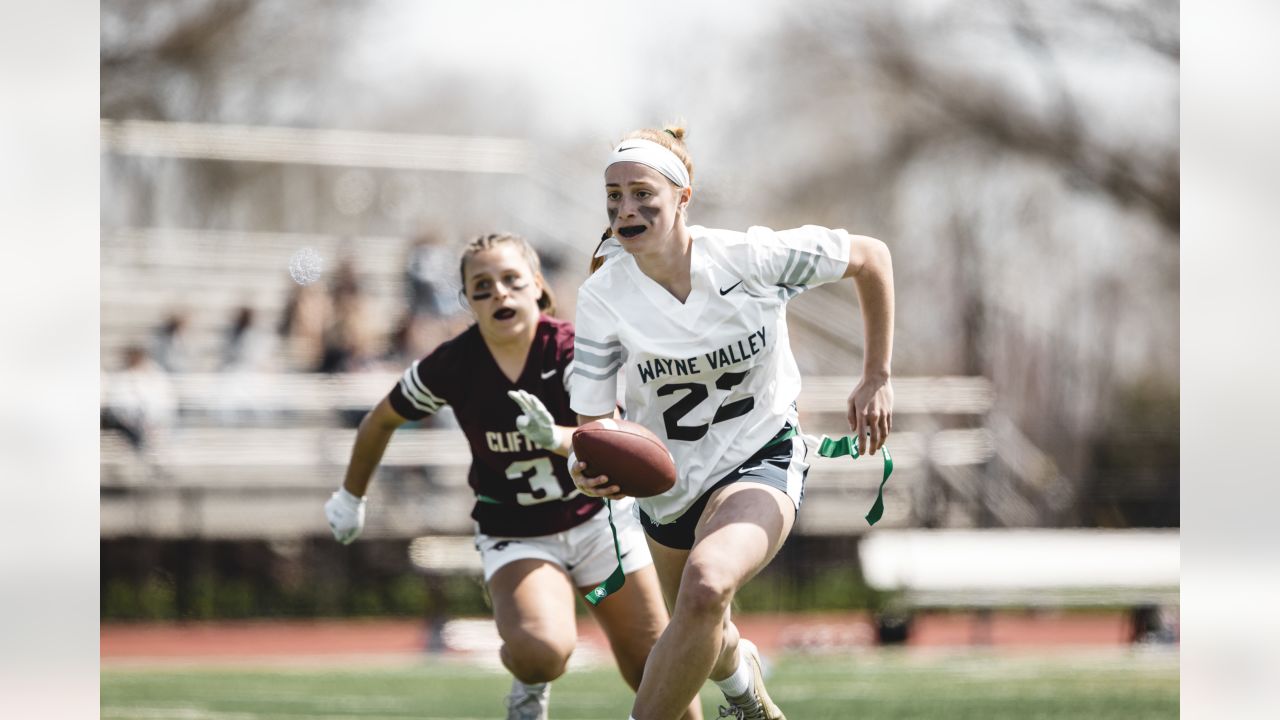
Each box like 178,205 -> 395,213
342,401 -> 403,496
548,425 -> 576,457
552,403 -> 623,456
850,237 -> 895,380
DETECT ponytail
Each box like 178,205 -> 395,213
589,228 -> 612,275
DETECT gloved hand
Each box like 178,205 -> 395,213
507,389 -> 563,450
325,487 -> 366,545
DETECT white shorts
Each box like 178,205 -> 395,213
475,497 -> 653,588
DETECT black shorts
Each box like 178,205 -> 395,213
639,424 -> 808,550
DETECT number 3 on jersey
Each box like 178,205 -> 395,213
507,457 -> 580,505
657,370 -> 754,441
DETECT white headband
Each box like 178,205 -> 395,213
606,138 -> 690,188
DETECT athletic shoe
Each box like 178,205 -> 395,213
504,679 -> 550,720
717,639 -> 785,720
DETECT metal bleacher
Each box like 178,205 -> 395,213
101,223 -> 1050,542
99,374 -> 1001,540
101,227 -> 413,371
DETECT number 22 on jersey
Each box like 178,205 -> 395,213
657,369 -> 755,441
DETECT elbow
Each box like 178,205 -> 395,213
847,235 -> 893,279
864,237 -> 892,275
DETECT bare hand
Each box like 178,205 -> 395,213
567,449 -> 627,499
847,375 -> 893,456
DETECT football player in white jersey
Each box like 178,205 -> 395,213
568,126 -> 895,720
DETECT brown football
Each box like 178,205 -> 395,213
572,419 -> 677,498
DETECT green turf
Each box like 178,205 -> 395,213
101,648 -> 1178,719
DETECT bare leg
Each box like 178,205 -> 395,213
582,563 -> 703,720
649,537 -> 739,685
629,484 -> 795,719
488,559 -> 579,683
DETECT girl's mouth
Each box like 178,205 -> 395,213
492,308 -> 517,321
618,225 -> 646,239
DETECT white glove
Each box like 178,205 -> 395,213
325,488 -> 366,545
507,389 -> 563,450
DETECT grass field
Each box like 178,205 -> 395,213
102,647 -> 1178,719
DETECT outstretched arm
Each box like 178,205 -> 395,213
842,234 -> 895,456
342,397 -> 408,496
507,389 -> 576,458
508,392 -> 627,500
324,397 -> 408,544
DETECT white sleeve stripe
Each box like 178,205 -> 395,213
575,335 -> 621,351
795,254 -> 821,285
574,347 -> 622,368
573,362 -> 622,381
783,252 -> 818,286
399,378 -> 441,411
777,248 -> 800,285
404,361 -> 446,405
398,382 -> 440,413
401,362 -> 444,408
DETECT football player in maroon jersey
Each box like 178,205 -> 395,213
325,233 -> 701,720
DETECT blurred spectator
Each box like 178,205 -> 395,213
218,305 -> 278,424
330,254 -> 362,299
382,310 -> 434,370
150,309 -> 195,373
221,305 -> 276,372
278,282 -> 331,371
319,274 -> 381,373
101,345 -> 177,450
404,232 -> 454,318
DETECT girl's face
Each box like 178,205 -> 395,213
605,162 -> 690,258
462,244 -> 543,343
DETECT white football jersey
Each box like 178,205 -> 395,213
570,224 -> 852,524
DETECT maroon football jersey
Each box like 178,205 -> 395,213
387,315 -> 603,537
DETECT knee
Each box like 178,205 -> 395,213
503,632 -> 573,684
677,562 -> 736,620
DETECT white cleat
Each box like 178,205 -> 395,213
717,639 -> 785,720
504,678 -> 550,720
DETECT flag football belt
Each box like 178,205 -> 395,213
764,426 -> 895,525
583,499 -> 625,607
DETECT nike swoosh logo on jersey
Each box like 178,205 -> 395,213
719,280 -> 744,296
541,369 -> 557,379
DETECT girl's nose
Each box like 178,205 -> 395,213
616,196 -> 636,218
